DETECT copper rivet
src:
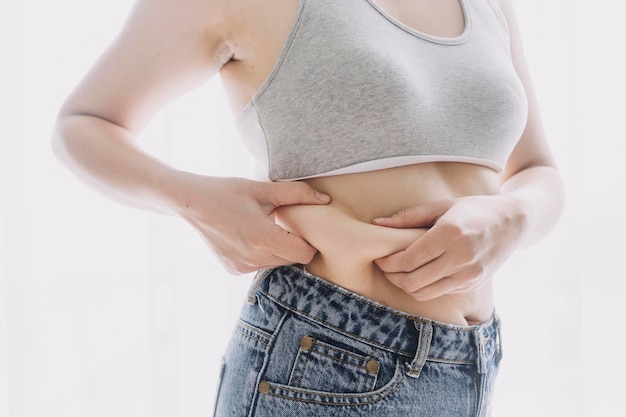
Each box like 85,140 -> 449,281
258,381 -> 271,394
300,335 -> 314,350
366,359 -> 380,374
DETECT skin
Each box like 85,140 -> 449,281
52,0 -> 564,326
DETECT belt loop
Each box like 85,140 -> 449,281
406,321 -> 433,379
494,313 -> 502,356
474,323 -> 489,374
246,269 -> 272,304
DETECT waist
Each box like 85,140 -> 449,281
246,266 -> 501,366
275,162 -> 500,325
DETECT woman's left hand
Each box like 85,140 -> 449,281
372,194 -> 527,301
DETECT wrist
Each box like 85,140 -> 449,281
495,191 -> 532,249
154,168 -> 205,218
158,171 -> 240,228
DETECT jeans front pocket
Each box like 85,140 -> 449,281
288,335 -> 379,393
255,314 -> 406,409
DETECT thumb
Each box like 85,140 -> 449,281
260,181 -> 331,208
372,199 -> 453,228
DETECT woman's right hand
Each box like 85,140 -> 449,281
169,172 -> 331,274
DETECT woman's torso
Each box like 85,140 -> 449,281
217,0 -> 518,325
277,164 -> 498,326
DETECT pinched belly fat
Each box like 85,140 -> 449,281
275,201 -> 494,326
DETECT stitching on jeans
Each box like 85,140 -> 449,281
369,369 -> 379,391
313,339 -> 371,365
247,269 -> 273,304
407,321 -> 432,376
237,320 -> 273,339
426,356 -> 473,365
263,363 -> 405,406
309,348 -> 368,369
236,321 -> 272,344
262,290 -> 407,354
236,326 -> 270,346
283,266 -> 493,332
288,350 -> 302,387
295,350 -> 309,388
273,362 -> 404,400
261,290 -> 478,365
358,372 -> 376,393
248,311 -> 290,417
294,270 -> 421,320
264,384 -> 402,406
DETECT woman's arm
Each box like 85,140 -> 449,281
53,0 -> 233,212
497,0 -> 565,248
52,0 -> 330,274
373,0 -> 565,300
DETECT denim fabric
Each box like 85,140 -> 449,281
213,266 -> 502,417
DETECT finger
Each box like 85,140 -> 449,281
409,275 -> 469,301
375,230 -> 445,273
217,222 -> 314,273
372,199 -> 453,228
267,224 -> 319,264
383,255 -> 452,294
260,181 -> 331,208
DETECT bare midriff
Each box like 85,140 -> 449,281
275,162 -> 500,326
218,0 -> 499,327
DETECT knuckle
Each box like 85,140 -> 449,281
459,249 -> 476,265
393,274 -> 420,293
400,279 -> 417,293
411,288 -> 432,302
441,223 -> 471,244
470,262 -> 486,277
385,271 -> 402,286
447,223 -> 465,239
412,292 -> 430,302
399,256 -> 418,273
451,271 -> 476,291
393,208 -> 412,222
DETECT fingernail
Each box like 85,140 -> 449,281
372,217 -> 389,224
315,191 -> 331,203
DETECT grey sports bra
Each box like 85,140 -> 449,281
236,0 -> 528,181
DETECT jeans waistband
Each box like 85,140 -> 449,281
247,266 -> 501,370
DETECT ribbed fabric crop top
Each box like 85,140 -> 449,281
235,0 -> 528,181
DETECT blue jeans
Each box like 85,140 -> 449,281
213,266 -> 502,417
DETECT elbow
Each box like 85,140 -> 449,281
50,106 -> 98,174
50,103 -> 122,171
51,109 -> 82,171
51,111 -> 72,168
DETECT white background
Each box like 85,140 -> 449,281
1,0 -> 624,416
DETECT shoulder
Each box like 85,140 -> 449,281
58,0 -> 253,133
123,0 -> 255,56
132,0 -> 240,44
482,0 -> 515,39
491,0 -> 519,30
